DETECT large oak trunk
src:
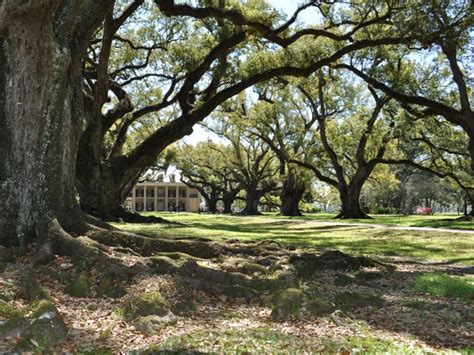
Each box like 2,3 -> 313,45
76,155 -> 131,219
76,115 -> 195,219
222,198 -> 233,214
0,1 -> 110,247
206,198 -> 218,213
222,190 -> 239,214
279,173 -> 305,217
241,191 -> 261,215
337,186 -> 368,219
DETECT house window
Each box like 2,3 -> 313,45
146,202 -> 154,211
169,174 -> 176,182
189,193 -> 198,198
136,188 -> 144,197
135,202 -> 144,211
146,188 -> 154,197
157,174 -> 164,182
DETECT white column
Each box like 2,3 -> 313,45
132,187 -> 136,212
144,185 -> 147,211
176,185 -> 179,210
165,186 -> 168,211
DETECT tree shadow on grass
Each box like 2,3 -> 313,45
117,218 -> 473,265
409,219 -> 474,229
335,267 -> 474,350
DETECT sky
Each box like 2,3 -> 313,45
182,1 -> 319,145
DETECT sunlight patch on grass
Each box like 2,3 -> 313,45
265,212 -> 474,230
113,213 -> 474,264
411,274 -> 474,302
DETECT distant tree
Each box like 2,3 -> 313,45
337,0 -> 474,171
377,110 -> 474,214
360,165 -> 400,214
209,112 -> 280,215
243,85 -> 316,216
270,70 -> 402,219
174,141 -> 241,213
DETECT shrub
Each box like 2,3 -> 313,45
416,207 -> 433,215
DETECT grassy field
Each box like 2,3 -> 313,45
114,212 -> 474,265
267,212 -> 474,230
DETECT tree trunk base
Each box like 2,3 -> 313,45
278,210 -> 303,217
334,212 -> 372,219
239,211 -> 262,216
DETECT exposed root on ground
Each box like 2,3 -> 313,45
0,267 -> 68,351
87,230 -> 223,259
22,217 -> 394,306
107,207 -> 177,224
1,220 -> 472,352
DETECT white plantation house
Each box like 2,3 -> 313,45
123,172 -> 201,212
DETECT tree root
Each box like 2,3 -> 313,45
39,219 -> 298,301
239,211 -> 263,216
31,220 -> 297,302
108,207 -> 178,224
0,268 -> 68,351
147,256 -> 295,300
87,229 -> 223,259
85,226 -> 294,260
289,250 -> 392,279
456,215 -> 473,221
82,213 -> 120,231
278,211 -> 303,217
21,217 -> 394,307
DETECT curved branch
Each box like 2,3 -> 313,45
289,159 -> 338,188
335,63 -> 465,127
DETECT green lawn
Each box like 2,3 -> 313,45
411,273 -> 474,302
113,213 -> 474,265
266,212 -> 474,230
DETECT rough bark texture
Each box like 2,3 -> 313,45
207,198 -> 218,214
279,173 -> 305,217
76,115 -> 195,219
221,189 -> 240,214
0,1 -> 112,246
222,198 -> 233,214
76,157 -> 133,219
337,185 -> 368,219
241,191 -> 261,215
